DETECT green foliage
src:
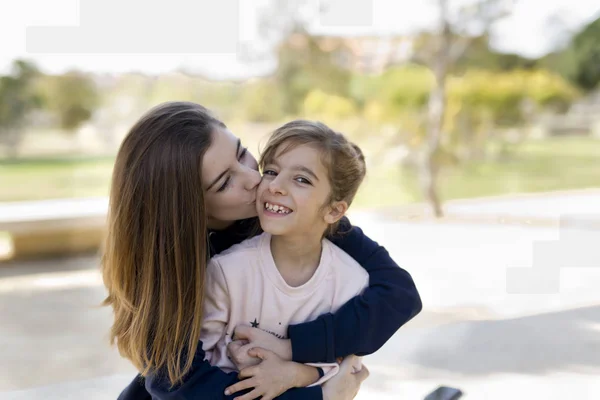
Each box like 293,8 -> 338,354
351,66 -> 578,160
570,15 -> 600,90
275,31 -> 352,114
450,69 -> 577,123
0,60 -> 42,153
453,35 -> 540,72
239,79 -> 285,122
524,69 -> 579,109
37,72 -> 101,131
541,15 -> 600,91
351,65 -> 576,130
302,89 -> 357,121
352,64 -> 434,122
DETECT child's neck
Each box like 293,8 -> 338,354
270,233 -> 323,288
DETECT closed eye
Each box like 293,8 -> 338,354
216,176 -> 231,192
216,147 -> 249,193
239,147 -> 248,160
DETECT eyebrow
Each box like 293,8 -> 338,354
293,165 -> 320,182
206,139 -> 241,191
267,160 -> 320,182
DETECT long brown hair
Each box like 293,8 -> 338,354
102,101 -> 224,386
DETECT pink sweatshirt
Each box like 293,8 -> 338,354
200,232 -> 369,386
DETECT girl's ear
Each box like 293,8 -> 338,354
324,201 -> 348,224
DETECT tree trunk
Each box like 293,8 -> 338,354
420,84 -> 445,218
419,0 -> 451,218
2,128 -> 21,159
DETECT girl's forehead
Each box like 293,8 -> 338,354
273,141 -> 322,160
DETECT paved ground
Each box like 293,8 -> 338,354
1,190 -> 599,399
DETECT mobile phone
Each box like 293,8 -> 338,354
424,386 -> 464,400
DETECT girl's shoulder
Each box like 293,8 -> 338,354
325,238 -> 369,279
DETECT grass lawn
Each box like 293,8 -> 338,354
351,136 -> 600,208
1,137 -> 600,208
0,156 -> 115,202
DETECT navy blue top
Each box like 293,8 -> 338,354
117,217 -> 422,400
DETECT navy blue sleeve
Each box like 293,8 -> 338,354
287,217 -> 422,363
117,343 -> 323,400
117,374 -> 150,400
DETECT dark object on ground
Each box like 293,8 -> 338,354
424,386 -> 464,400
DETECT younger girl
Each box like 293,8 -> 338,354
201,120 -> 376,399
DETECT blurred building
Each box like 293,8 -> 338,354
535,89 -> 600,138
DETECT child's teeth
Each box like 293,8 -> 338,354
264,202 -> 291,213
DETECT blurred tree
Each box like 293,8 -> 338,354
442,33 -> 539,72
569,15 -> 600,91
447,68 -> 577,160
148,73 -> 200,105
275,29 -> 352,115
0,60 -> 42,157
238,0 -> 352,115
302,89 -> 357,121
240,79 -> 285,122
352,64 -> 434,119
412,0 -> 515,217
37,71 -> 101,132
540,15 -> 600,91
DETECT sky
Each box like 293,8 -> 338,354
1,0 -> 599,80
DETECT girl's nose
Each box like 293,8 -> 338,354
268,176 -> 286,196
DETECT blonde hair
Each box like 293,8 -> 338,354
260,120 -> 366,236
102,102 -> 223,386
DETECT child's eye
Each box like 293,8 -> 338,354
263,170 -> 277,176
295,177 -> 311,185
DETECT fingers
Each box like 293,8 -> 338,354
227,340 -> 244,355
338,354 -> 359,372
224,378 -> 256,396
238,365 -> 259,379
354,364 -> 369,382
230,339 -> 250,347
339,355 -> 369,381
247,347 -> 271,360
233,388 -> 262,400
233,325 -> 253,341
239,342 -> 255,357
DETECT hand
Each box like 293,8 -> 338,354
322,355 -> 369,400
227,340 -> 261,370
224,348 -> 319,400
233,325 -> 293,361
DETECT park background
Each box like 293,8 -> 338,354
1,1 -> 600,399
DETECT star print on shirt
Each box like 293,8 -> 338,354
250,318 -> 259,328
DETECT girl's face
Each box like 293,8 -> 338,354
256,143 -> 341,238
202,126 -> 261,229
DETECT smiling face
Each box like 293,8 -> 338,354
257,143 -> 345,238
202,126 -> 261,229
